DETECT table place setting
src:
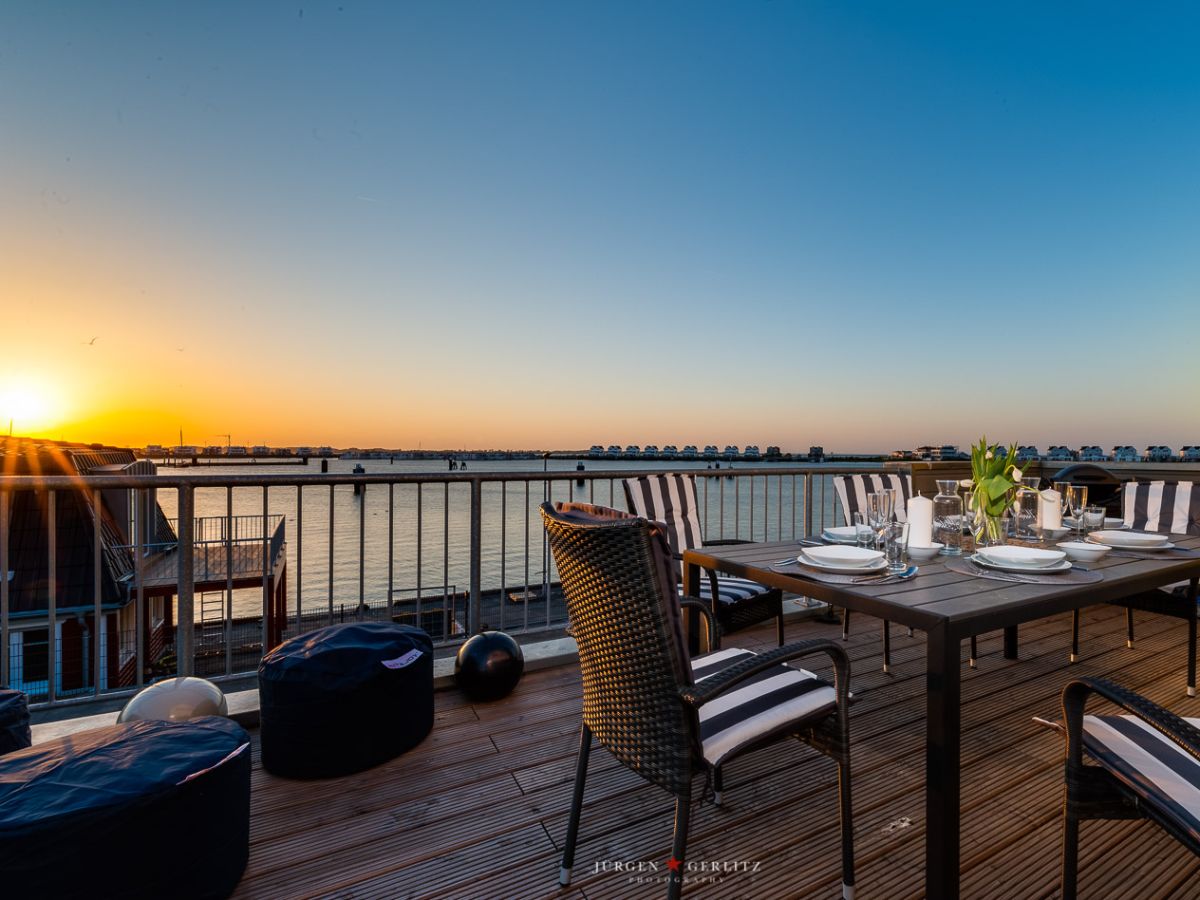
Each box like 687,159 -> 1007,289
944,546 -> 1104,585
1082,529 -> 1200,560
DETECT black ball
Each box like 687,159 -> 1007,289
455,631 -> 525,701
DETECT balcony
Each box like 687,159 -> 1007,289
233,604 -> 1199,898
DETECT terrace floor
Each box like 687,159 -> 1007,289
235,604 -> 1200,899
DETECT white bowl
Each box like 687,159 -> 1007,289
906,542 -> 944,561
975,545 -> 1067,569
1038,526 -> 1071,540
1058,541 -> 1111,563
821,526 -> 859,544
802,545 -> 884,567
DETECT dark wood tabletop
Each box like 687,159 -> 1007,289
683,534 -> 1200,638
682,533 -> 1200,900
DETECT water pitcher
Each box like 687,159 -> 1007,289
933,479 -> 964,556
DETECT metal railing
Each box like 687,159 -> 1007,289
0,464 -> 887,710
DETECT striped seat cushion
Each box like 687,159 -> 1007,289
623,473 -> 704,557
833,473 -> 913,525
680,574 -> 773,607
1082,714 -> 1200,844
1123,481 -> 1200,535
691,648 -> 837,766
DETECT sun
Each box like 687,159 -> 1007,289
0,380 -> 62,434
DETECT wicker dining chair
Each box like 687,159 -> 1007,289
1055,677 -> 1200,899
541,501 -> 855,900
1069,481 -> 1199,696
623,473 -> 784,646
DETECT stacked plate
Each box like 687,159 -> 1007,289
971,545 -> 1071,574
797,545 -> 886,573
821,526 -> 860,545
1087,530 -> 1175,551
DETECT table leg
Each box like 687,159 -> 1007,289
926,624 -> 961,900
1187,578 -> 1198,698
1003,625 -> 1019,660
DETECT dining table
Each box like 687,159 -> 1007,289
682,533 -> 1200,900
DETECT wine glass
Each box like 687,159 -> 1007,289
1066,485 -> 1089,539
865,491 -> 894,549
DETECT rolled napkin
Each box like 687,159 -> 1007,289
907,494 -> 934,547
1040,489 -> 1062,529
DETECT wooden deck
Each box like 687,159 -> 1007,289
235,604 -> 1200,899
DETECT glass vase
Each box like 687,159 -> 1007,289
977,512 -> 1009,546
933,479 -> 964,556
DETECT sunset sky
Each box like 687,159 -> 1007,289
1,2 -> 1197,451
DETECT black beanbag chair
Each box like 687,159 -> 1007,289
258,621 -> 433,778
0,716 -> 251,899
0,690 -> 30,755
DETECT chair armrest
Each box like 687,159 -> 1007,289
702,539 -> 755,547
678,598 -> 719,653
679,639 -> 849,709
1062,677 -> 1200,767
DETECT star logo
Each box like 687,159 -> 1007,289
666,857 -> 682,872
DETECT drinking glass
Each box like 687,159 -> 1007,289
1065,485 -> 1089,538
884,521 -> 910,573
853,511 -> 874,548
1082,505 -> 1105,536
1054,481 -> 1071,529
865,492 -> 894,549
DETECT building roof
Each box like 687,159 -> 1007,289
2,437 -> 176,618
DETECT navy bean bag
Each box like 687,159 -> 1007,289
0,716 -> 251,899
0,690 -> 30,755
258,621 -> 433,778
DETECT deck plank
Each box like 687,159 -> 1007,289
234,604 -> 1200,898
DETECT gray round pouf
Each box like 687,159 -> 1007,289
118,676 -> 228,723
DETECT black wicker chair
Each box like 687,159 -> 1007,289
1069,481 -> 1199,696
1056,677 -> 1200,899
624,473 -> 785,646
542,501 -> 855,900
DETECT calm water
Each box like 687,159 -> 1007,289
155,458 -> 880,624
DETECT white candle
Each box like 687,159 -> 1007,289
1040,490 -> 1062,530
907,494 -> 934,547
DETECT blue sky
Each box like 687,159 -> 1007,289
1,2 -> 1197,449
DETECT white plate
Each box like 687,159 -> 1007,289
975,546 -> 1067,569
1087,537 -> 1176,552
970,554 -> 1073,574
801,545 -> 884,567
822,526 -> 860,544
797,551 -> 888,574
1088,530 -> 1171,549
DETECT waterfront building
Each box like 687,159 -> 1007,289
1182,446 -> 1200,462
1145,445 -> 1175,462
702,445 -> 719,459
722,445 -> 739,460
605,445 -> 621,458
641,445 -> 659,459
1016,445 -> 1042,462
588,445 -> 604,458
742,445 -> 762,460
1047,446 -> 1076,462
680,445 -> 698,459
1078,445 -> 1109,462
661,445 -> 678,459
1113,445 -> 1140,463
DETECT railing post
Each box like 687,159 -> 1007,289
176,484 -> 195,676
0,490 -> 8,687
804,473 -> 814,536
469,478 -> 483,634
47,490 -> 57,704
93,488 -> 103,695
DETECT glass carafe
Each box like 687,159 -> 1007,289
933,479 -> 964,556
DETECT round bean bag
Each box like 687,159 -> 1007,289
118,676 -> 228,723
0,716 -> 251,899
258,621 -> 433,779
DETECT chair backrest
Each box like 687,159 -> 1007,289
833,473 -> 914,525
622,473 -> 704,557
540,501 -> 697,795
1122,482 -> 1200,535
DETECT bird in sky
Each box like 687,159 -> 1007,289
82,336 -> 98,345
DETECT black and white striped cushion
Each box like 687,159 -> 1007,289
833,474 -> 913,525
1123,482 -> 1200,535
624,473 -> 704,558
691,648 -> 837,766
1082,714 -> 1200,845
681,574 -> 772,607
